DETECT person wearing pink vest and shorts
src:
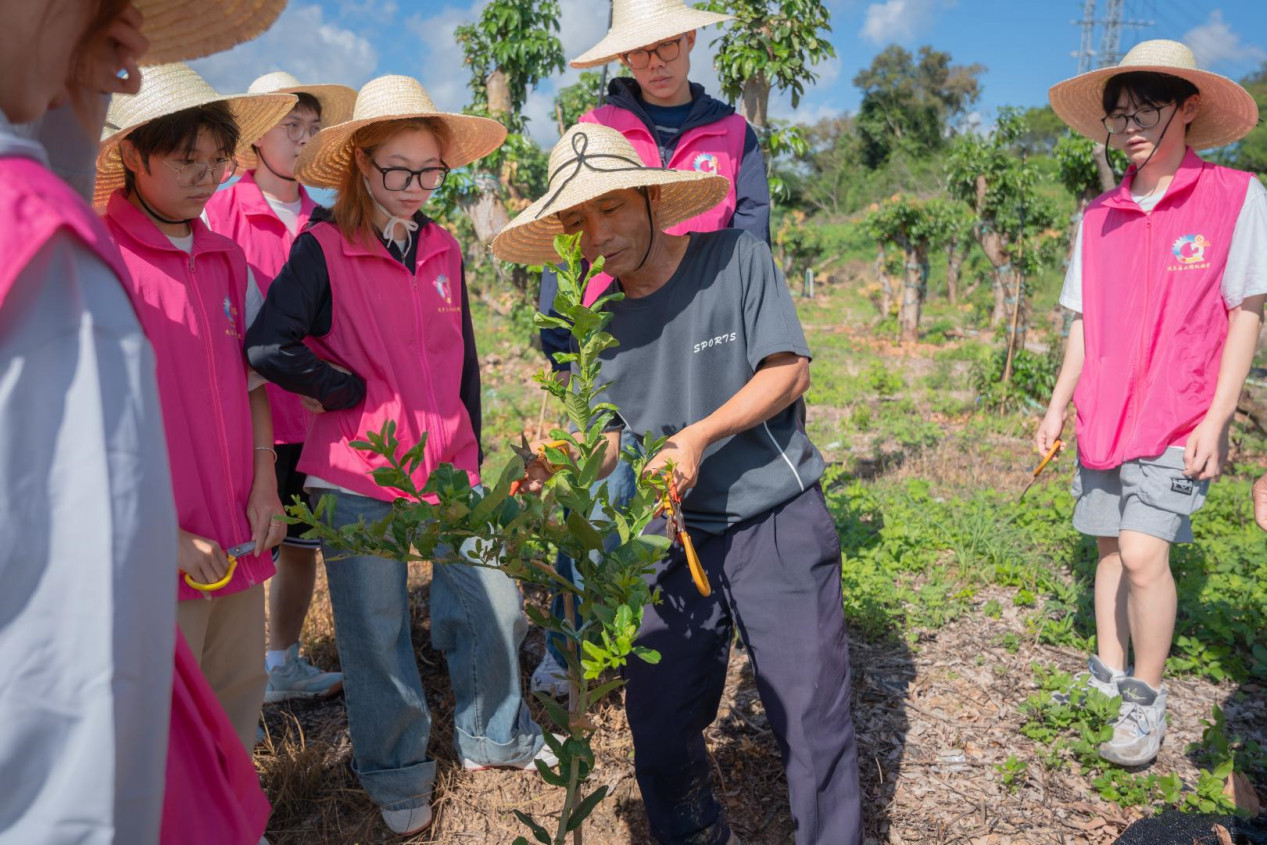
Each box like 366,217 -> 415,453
205,71 -> 356,706
2,3 -> 283,842
244,76 -> 555,837
97,62 -> 297,756
1040,41 -> 1266,767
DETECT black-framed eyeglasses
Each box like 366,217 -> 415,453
159,156 -> 237,187
1102,105 -> 1165,135
371,160 -> 450,191
621,35 -> 684,70
281,120 -> 322,143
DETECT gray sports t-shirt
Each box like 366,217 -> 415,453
594,229 -> 824,534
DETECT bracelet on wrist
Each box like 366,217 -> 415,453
254,446 -> 278,463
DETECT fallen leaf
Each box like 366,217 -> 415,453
1224,770 -> 1262,816
1212,823 -> 1233,845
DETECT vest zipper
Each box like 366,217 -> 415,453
188,251 -> 253,589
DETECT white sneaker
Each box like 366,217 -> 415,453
463,734 -> 561,772
530,651 -> 570,699
1052,655 -> 1126,704
381,803 -> 433,835
1099,678 -> 1167,767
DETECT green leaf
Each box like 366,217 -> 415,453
511,810 -> 552,845
566,784 -> 610,831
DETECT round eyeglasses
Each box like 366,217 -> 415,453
1102,105 -> 1163,135
621,35 -> 684,70
282,121 -> 321,143
159,156 -> 237,187
371,160 -> 450,191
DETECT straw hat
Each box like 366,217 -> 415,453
1049,39 -> 1259,151
135,0 -> 287,64
490,124 -> 730,265
94,62 -> 297,208
570,0 -> 733,69
294,75 -> 508,189
236,72 -> 357,170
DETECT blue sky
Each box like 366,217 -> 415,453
191,1 -> 1267,146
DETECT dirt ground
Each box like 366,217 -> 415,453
254,557 -> 1266,845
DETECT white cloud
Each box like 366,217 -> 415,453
189,3 -> 378,92
406,1 -> 484,113
336,0 -> 398,20
860,0 -> 950,45
1183,10 -> 1267,70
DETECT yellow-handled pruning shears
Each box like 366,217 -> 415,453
508,437 -> 572,497
183,541 -> 254,592
1020,438 -> 1063,502
661,472 -> 711,597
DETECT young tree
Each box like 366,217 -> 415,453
926,197 -> 975,304
865,194 -> 945,343
853,44 -> 985,168
946,108 -> 1059,351
553,70 -> 607,134
703,0 -> 836,131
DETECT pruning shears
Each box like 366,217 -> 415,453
660,472 -> 711,597
183,541 -> 254,592
508,436 -> 572,496
1019,438 -> 1063,502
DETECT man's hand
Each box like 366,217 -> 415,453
179,529 -> 229,585
247,475 -> 287,556
1254,473 -> 1267,532
1183,415 -> 1230,480
644,426 -> 707,493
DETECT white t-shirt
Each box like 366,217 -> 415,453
1061,176 -> 1267,313
262,192 -> 304,237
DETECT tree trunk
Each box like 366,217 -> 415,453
945,239 -> 963,305
898,244 -> 925,344
459,171 -> 511,244
1092,142 -> 1117,192
486,67 -> 512,119
875,245 -> 893,317
741,73 -> 770,131
1000,264 -> 1027,359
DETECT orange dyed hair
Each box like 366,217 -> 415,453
332,117 -> 451,250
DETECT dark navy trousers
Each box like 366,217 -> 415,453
625,484 -> 863,845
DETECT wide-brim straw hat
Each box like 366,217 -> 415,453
570,0 -> 733,69
294,75 -> 507,189
237,71 -> 357,170
491,124 -> 730,265
135,0 -> 287,64
1049,39 -> 1259,151
94,62 -> 297,208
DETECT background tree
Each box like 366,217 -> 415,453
946,108 -> 1059,351
865,195 -> 956,343
703,0 -> 836,132
553,70 -> 608,134
927,196 -> 975,304
853,44 -> 985,168
452,0 -> 564,248
1227,63 -> 1267,174
1017,105 -> 1067,155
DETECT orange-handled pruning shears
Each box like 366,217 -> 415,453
182,541 -> 253,592
661,472 -> 711,597
508,437 -> 573,496
1020,438 -> 1063,502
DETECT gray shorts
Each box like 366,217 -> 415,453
1071,446 -> 1209,544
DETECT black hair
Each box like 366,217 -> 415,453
122,102 -> 240,191
1102,71 -> 1200,115
292,92 -> 323,119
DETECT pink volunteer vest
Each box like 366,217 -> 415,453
578,106 -> 747,305
204,171 -> 318,445
1076,148 -> 1252,469
300,221 -> 481,502
103,190 -> 273,600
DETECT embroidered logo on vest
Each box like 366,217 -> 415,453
692,152 -> 719,174
1169,234 -> 1211,271
433,274 -> 453,305
223,296 -> 241,337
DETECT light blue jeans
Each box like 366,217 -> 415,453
320,490 -> 544,811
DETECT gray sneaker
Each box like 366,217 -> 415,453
1052,655 -> 1126,704
264,643 -> 343,704
1099,677 -> 1167,767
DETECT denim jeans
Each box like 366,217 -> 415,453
546,431 -> 639,666
320,490 -> 544,811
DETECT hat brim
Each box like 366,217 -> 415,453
491,169 -> 731,265
294,112 -> 508,190
136,0 -> 287,64
236,84 -> 358,171
94,92 -> 297,209
570,9 -> 733,68
1049,64 -> 1260,150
